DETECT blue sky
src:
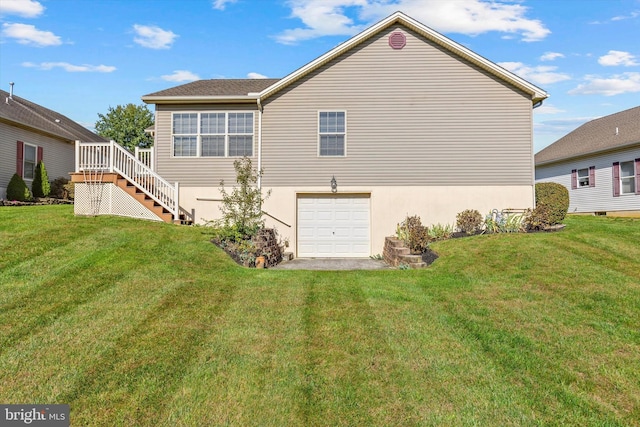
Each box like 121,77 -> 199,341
1,0 -> 638,152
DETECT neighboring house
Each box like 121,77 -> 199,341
77,12 -> 547,257
535,106 -> 640,216
0,88 -> 107,199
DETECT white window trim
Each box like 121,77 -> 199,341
619,160 -> 636,195
171,111 -> 255,158
23,142 -> 37,181
577,167 -> 589,188
317,110 -> 347,157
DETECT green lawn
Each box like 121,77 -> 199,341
1,205 -> 639,426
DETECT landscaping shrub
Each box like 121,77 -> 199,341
6,174 -> 31,201
31,161 -> 51,198
535,182 -> 569,225
484,210 -> 526,233
397,215 -> 430,253
50,177 -> 70,199
428,223 -> 453,240
456,209 -> 483,234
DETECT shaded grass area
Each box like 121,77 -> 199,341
1,206 -> 639,426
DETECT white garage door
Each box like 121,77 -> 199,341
297,195 -> 370,257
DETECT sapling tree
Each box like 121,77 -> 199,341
218,157 -> 270,239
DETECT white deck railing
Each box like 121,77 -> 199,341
76,140 -> 178,220
135,147 -> 154,170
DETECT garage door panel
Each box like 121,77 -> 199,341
298,196 -> 370,258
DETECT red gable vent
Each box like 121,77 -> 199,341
388,31 -> 406,49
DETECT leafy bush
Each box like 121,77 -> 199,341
428,223 -> 453,240
456,209 -> 483,234
535,182 -> 569,226
397,215 -> 430,253
31,161 -> 50,198
6,174 -> 31,201
50,177 -> 70,199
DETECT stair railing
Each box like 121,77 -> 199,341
76,140 -> 179,220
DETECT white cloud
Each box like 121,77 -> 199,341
569,73 -> 640,96
540,52 -> 564,61
611,10 -> 640,21
160,70 -> 200,82
247,72 -> 268,79
22,61 -> 116,72
0,0 -> 44,18
133,24 -> 177,49
533,104 -> 565,115
2,22 -> 61,46
212,0 -> 237,10
498,61 -> 570,85
275,0 -> 550,45
598,50 -> 638,67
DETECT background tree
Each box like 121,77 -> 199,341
95,104 -> 154,151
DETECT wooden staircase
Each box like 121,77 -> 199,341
115,177 -> 174,223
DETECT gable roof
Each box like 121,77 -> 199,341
535,106 -> 640,166
0,89 -> 107,143
142,11 -> 547,106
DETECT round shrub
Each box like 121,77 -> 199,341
456,209 -> 483,234
50,177 -> 70,199
32,161 -> 51,198
6,173 -> 32,201
534,182 -> 569,226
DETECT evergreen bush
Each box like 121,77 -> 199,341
32,161 -> 51,198
535,182 -> 569,226
6,173 -> 32,201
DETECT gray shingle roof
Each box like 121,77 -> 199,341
535,106 -> 640,166
143,79 -> 281,97
0,89 -> 107,143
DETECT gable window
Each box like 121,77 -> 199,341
318,111 -> 346,156
172,112 -> 253,157
23,143 -> 37,180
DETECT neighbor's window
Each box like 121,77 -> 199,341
23,143 -> 37,180
319,111 -> 346,156
577,168 -> 589,187
620,160 -> 636,194
172,112 -> 254,157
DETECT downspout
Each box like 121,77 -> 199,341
257,97 -> 263,190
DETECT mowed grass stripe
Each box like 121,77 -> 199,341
162,274 -> 307,426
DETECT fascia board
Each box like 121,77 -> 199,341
141,95 -> 259,104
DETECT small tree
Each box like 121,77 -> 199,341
95,103 -> 154,151
31,161 -> 50,198
218,157 -> 270,239
6,173 -> 31,201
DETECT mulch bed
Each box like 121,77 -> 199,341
1,198 -> 73,206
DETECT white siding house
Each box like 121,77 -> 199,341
535,106 -> 640,216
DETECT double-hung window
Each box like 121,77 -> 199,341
572,166 -> 595,189
23,143 -> 37,180
318,111 -> 346,156
620,160 -> 636,194
172,112 -> 254,157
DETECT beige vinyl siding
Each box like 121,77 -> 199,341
154,104 -> 258,186
0,121 -> 75,190
261,25 -> 533,187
